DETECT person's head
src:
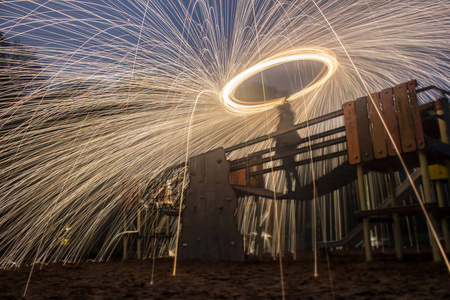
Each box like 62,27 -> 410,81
277,101 -> 291,115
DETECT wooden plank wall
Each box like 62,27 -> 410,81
368,92 -> 388,159
355,97 -> 374,162
343,80 -> 424,164
229,155 -> 265,188
343,101 -> 361,165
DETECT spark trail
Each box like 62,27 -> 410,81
0,0 -> 449,269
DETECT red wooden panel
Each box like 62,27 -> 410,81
229,164 -> 246,186
407,80 -> 425,150
343,101 -> 361,164
249,155 -> 265,188
380,88 -> 401,156
367,93 -> 388,159
354,97 -> 374,162
394,82 -> 417,153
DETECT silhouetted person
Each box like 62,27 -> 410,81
274,101 -> 301,194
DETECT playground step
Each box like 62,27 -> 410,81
319,168 -> 422,248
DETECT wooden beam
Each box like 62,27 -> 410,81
224,109 -> 344,153
354,202 -> 449,219
248,150 -> 348,177
230,136 -> 347,172
230,126 -> 346,166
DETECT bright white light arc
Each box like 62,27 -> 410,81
221,48 -> 338,114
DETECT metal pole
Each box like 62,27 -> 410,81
388,168 -> 403,260
418,151 -> 441,262
357,164 -> 373,261
313,189 -> 318,276
255,197 -> 263,261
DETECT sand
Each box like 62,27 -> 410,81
0,249 -> 449,299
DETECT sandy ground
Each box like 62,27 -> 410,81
0,249 -> 449,299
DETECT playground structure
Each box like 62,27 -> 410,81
176,80 -> 450,262
120,80 -> 450,263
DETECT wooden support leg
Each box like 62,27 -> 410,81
388,168 -> 403,260
357,164 -> 373,261
418,151 -> 441,262
137,209 -> 142,259
435,97 -> 450,253
435,180 -> 450,252
165,216 -> 170,256
123,212 -> 128,261
150,215 -> 155,258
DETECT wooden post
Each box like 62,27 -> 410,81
357,164 -> 373,261
436,98 -> 450,144
435,180 -> 450,252
418,151 -> 441,262
435,97 -> 450,252
150,213 -> 155,258
313,189 -> 318,276
388,168 -> 403,260
137,208 -> 142,259
435,98 -> 450,186
123,212 -> 128,260
165,216 -> 170,256
144,206 -> 148,257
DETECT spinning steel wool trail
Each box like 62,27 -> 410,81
221,48 -> 338,113
0,0 -> 449,272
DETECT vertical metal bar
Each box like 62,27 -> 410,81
357,164 -> 373,261
255,197 -> 263,261
403,199 -> 413,247
388,168 -> 403,260
313,190 -> 318,276
123,212 -> 127,260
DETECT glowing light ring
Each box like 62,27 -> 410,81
221,48 -> 338,114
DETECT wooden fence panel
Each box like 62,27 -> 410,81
394,82 -> 417,153
354,97 -> 374,161
380,88 -> 401,156
367,93 -> 388,159
343,101 -> 361,164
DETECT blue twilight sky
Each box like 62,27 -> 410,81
1,0 -> 320,98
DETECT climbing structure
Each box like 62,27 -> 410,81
177,80 -> 450,262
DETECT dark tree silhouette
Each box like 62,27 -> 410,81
0,31 -> 44,110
